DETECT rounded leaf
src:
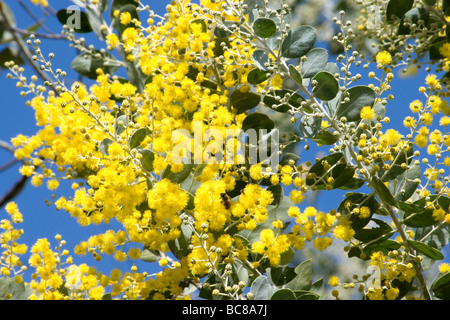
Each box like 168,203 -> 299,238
312,71 -> 339,101
336,85 -> 376,122
253,18 -> 277,38
242,113 -> 275,131
230,90 -> 261,114
57,9 -> 93,33
247,68 -> 269,84
301,48 -> 328,78
129,128 -> 148,149
281,26 -> 316,59
386,0 -> 414,22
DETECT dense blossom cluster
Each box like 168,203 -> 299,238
1,0 -> 450,300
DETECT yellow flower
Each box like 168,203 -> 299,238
439,263 -> 450,273
409,100 -> 423,113
106,33 -> 120,49
376,51 -> 392,66
360,106 -> 375,120
120,12 -> 132,25
328,276 -> 339,287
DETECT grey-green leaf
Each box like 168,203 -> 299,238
129,128 -> 147,149
230,90 -> 261,114
247,68 -> 269,84
250,275 -> 277,300
386,0 -> 414,22
252,49 -> 269,70
86,4 -> 105,40
301,48 -> 328,78
99,138 -> 114,156
407,239 -> 444,260
288,64 -> 302,84
312,71 -> 339,101
139,149 -> 155,172
336,85 -> 376,122
242,113 -> 275,131
0,278 -> 32,300
281,25 -> 316,59
140,249 -> 159,262
253,18 -> 277,38
285,259 -> 312,291
71,51 -> 120,79
372,176 -> 397,206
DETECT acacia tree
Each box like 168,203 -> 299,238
1,0 -> 450,300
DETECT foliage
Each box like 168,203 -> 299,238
1,0 -> 450,300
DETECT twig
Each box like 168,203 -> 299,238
0,2 -> 57,91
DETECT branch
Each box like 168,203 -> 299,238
0,0 -> 58,91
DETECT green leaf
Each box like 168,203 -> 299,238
402,207 -> 435,228
114,114 -> 128,135
311,129 -> 338,146
129,128 -> 147,149
306,152 -> 360,191
116,5 -> 139,36
285,259 -> 312,291
415,222 -> 450,255
99,138 -> 114,155
168,222 -> 193,260
140,248 -> 159,262
407,240 -> 444,260
312,71 -> 339,101
301,48 -> 328,78
230,90 -> 261,114
298,115 -> 322,139
139,149 -> 155,172
386,0 -> 414,22
162,160 -> 193,184
242,113 -> 275,131
337,193 -> 380,231
253,18 -> 277,38
354,219 -> 393,242
110,0 -> 138,19
398,7 -> 430,35
280,153 -> 300,166
371,176 -> 397,206
250,275 -> 277,300
336,85 -> 376,122
214,21 -> 236,38
71,51 -> 120,79
445,0 -> 450,15
0,2 -> 15,41
281,26 -> 316,59
86,4 -> 105,40
392,163 -> 420,202
267,184 -> 283,207
0,48 -> 24,68
380,145 -> 414,182
431,272 -> 450,299
268,266 -> 297,286
271,288 -> 296,300
100,0 -> 109,12
294,290 -> 320,300
247,68 -> 269,84
348,240 -> 401,260
288,64 -> 303,84
0,278 -> 32,300
56,9 -> 93,33
252,49 -> 269,70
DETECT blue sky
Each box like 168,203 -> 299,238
0,0 -> 449,286
0,0 -> 173,277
